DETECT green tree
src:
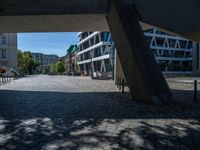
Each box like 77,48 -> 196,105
50,61 -> 66,75
56,61 -> 66,73
18,51 -> 39,75
75,62 -> 79,72
17,50 -> 23,69
50,63 -> 57,75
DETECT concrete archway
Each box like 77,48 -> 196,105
0,0 -> 200,103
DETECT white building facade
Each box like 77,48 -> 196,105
77,29 -> 193,78
0,33 -> 18,70
77,32 -> 115,78
145,29 -> 192,72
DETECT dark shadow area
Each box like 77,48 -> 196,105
0,90 -> 200,120
0,89 -> 199,149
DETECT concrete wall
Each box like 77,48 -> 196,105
193,42 -> 200,76
114,51 -> 127,85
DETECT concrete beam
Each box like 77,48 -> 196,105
0,0 -> 109,15
107,0 -> 172,104
0,15 -> 109,33
0,0 -> 110,32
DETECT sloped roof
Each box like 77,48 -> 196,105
67,45 -> 77,54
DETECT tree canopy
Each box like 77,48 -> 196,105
50,61 -> 66,75
18,50 -> 39,75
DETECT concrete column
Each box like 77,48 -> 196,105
91,49 -> 95,72
115,51 -> 126,85
106,0 -> 172,104
193,42 -> 200,76
83,55 -> 86,73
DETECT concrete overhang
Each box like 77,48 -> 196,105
132,0 -> 200,41
0,0 -> 109,32
0,0 -> 199,41
0,14 -> 109,33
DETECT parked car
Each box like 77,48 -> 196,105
2,68 -> 20,77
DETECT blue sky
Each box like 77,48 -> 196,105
18,32 -> 79,57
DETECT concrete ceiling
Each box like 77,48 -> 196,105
0,0 -> 109,33
132,0 -> 200,41
0,0 -> 200,41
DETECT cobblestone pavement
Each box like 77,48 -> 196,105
0,75 -> 200,150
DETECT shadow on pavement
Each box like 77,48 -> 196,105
0,90 -> 199,149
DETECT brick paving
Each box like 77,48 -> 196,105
0,75 -> 200,150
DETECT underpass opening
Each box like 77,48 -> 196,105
0,0 -> 200,149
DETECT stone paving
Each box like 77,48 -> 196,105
0,75 -> 200,150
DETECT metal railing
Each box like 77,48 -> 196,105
0,76 -> 12,86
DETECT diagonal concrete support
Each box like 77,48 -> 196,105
106,0 -> 172,104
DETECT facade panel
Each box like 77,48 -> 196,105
77,32 -> 115,78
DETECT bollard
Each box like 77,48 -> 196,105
194,80 -> 197,102
122,78 -> 125,94
119,78 -> 122,90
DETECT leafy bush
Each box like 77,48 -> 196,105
50,61 -> 66,75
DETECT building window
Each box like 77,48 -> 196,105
1,36 -> 6,45
95,35 -> 100,44
1,49 -> 7,58
105,59 -> 112,71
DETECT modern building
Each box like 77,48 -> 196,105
0,33 -> 18,70
77,32 -> 115,78
145,29 -> 192,72
66,45 -> 78,74
77,30 -> 193,79
32,53 -> 59,73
